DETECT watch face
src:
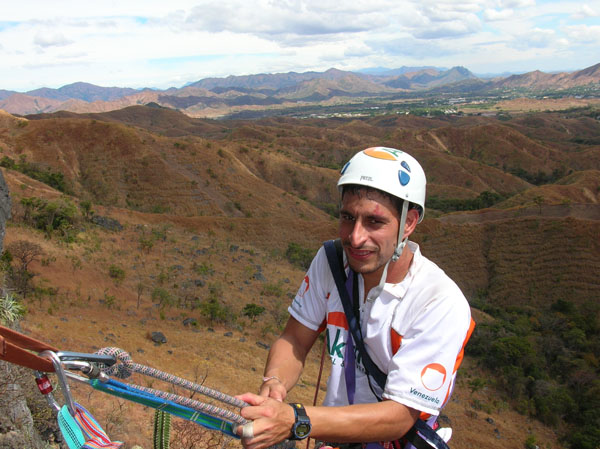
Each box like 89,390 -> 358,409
294,423 -> 311,438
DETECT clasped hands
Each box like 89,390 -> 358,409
235,379 -> 294,449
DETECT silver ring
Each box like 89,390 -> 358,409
242,422 -> 254,439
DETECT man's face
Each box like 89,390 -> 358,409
338,188 -> 400,279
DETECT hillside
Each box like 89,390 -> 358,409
0,106 -> 599,449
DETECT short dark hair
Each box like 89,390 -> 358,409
340,184 -> 406,217
340,184 -> 422,219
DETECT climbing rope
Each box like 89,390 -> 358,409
96,347 -> 247,423
86,347 -> 294,448
97,348 -> 248,416
1,325 -> 293,448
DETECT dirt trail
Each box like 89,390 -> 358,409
430,131 -> 449,152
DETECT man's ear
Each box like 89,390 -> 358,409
403,209 -> 420,239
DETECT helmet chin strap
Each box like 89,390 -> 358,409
366,201 -> 409,302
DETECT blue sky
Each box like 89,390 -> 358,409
1,0 -> 599,92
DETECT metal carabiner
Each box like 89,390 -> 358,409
40,350 -> 77,417
34,371 -> 61,412
57,351 -> 117,367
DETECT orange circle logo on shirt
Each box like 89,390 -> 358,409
420,363 -> 447,391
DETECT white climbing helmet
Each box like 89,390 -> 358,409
337,147 -> 427,301
338,147 -> 426,222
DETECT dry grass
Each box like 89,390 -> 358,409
3,107 -> 597,448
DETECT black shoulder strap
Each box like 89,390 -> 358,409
323,239 -> 450,449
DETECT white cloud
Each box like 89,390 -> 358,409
563,24 -> 600,43
512,27 -> 556,49
179,1 -> 387,39
499,0 -> 535,8
571,5 -> 599,19
34,32 -> 73,48
483,8 -> 515,21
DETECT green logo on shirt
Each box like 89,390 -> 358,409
326,328 -> 346,359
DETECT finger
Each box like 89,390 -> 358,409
259,384 -> 286,401
269,384 -> 286,402
242,422 -> 254,439
237,392 -> 266,406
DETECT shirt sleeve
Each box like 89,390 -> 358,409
382,283 -> 472,416
288,246 -> 330,331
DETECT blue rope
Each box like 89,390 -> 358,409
88,379 -> 238,438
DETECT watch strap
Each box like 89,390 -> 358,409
290,403 -> 311,440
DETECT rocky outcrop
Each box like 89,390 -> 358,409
0,171 -> 59,448
0,169 -> 10,250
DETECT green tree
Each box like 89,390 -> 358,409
199,298 -> 229,324
242,303 -> 265,323
533,195 -> 544,214
80,200 -> 94,220
152,287 -> 173,309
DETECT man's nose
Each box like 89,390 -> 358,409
349,219 -> 367,247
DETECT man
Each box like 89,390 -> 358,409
237,147 -> 474,449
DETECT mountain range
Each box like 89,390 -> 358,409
1,63 -> 599,118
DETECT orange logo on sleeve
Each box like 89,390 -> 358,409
420,363 -> 447,391
298,275 -> 310,298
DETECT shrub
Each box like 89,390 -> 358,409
285,242 -> 315,270
261,282 -> 284,297
426,191 -> 505,213
3,240 -> 44,297
0,293 -> 25,325
152,287 -> 173,309
20,196 -> 80,241
242,303 -> 265,323
0,156 -> 70,193
108,264 -> 126,284
199,298 -> 229,324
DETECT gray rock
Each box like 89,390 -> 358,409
183,318 -> 198,327
91,214 -> 123,231
150,331 -> 167,344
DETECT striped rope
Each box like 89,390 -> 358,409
95,347 -> 246,423
124,380 -> 246,424
92,347 -> 296,449
97,347 -> 245,408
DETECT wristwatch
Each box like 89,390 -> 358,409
289,403 -> 312,440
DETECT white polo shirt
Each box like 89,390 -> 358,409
289,241 -> 472,416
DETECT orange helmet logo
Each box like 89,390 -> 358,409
364,147 -> 403,160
